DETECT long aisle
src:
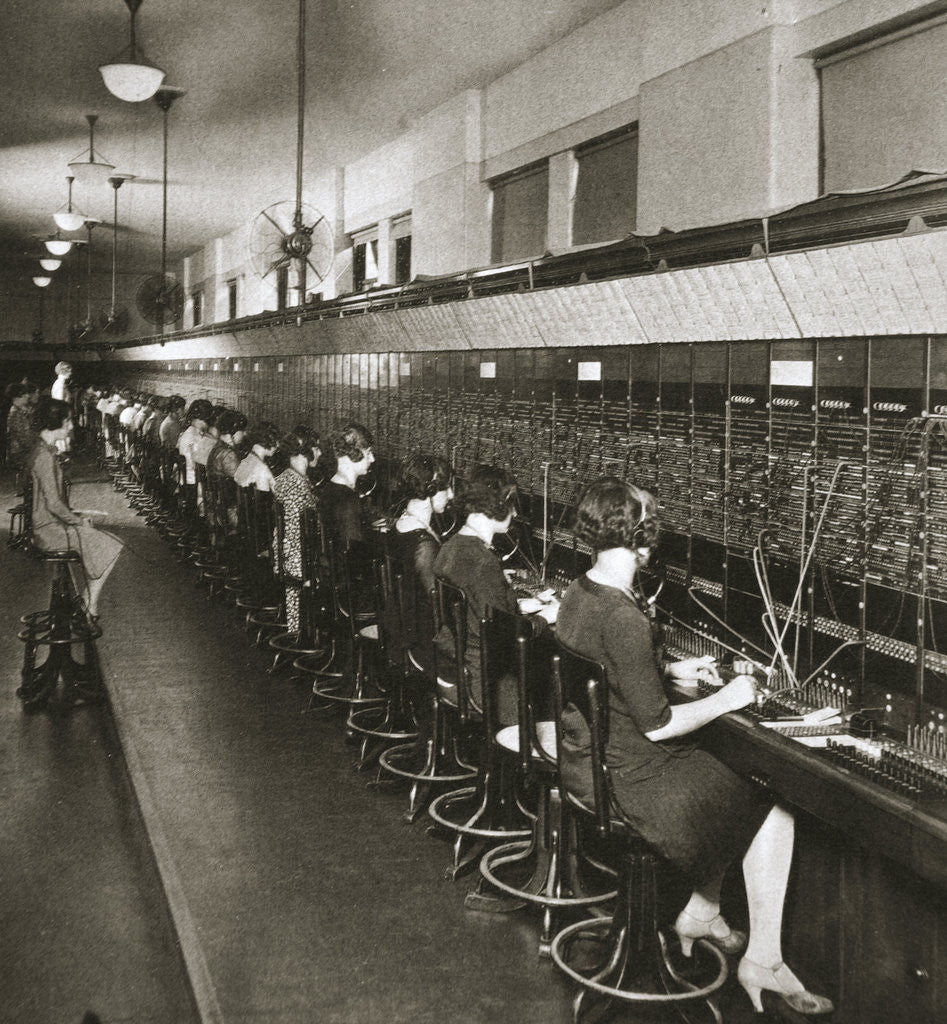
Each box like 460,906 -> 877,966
4,465 -> 574,1024
0,465 -> 198,1024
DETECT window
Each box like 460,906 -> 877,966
395,235 -> 412,284
227,278 -> 238,321
490,161 -> 549,263
392,213 -> 412,284
353,239 -> 379,292
191,289 -> 203,327
818,16 -> 947,192
572,125 -> 638,245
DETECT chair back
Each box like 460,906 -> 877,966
21,475 -> 34,546
272,497 -> 287,583
480,606 -> 537,775
551,639 -> 612,839
336,538 -> 379,640
433,576 -> 473,723
299,505 -> 330,644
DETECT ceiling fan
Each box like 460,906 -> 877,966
247,0 -> 334,303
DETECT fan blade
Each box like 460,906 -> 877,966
262,209 -> 294,236
263,253 -> 291,280
304,255 -> 326,284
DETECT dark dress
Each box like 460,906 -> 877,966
387,525 -> 440,667
320,480 -> 364,551
432,532 -> 520,721
556,575 -> 770,887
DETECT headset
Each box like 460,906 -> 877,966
629,484 -> 649,551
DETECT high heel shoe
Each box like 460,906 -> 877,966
737,958 -> 834,1015
673,909 -> 747,957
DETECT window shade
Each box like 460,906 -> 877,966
573,128 -> 638,245
821,19 -> 947,192
491,163 -> 549,262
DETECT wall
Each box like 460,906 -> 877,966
87,331 -> 947,730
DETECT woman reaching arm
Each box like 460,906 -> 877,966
555,476 -> 832,1016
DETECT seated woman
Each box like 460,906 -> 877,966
432,465 -> 554,723
159,395 -> 186,451
192,404 -> 223,470
271,426 -> 322,635
555,476 -> 832,1016
320,422 -> 375,551
234,421 -> 280,492
5,381 -> 36,476
388,453 -> 453,665
177,398 -> 213,485
207,409 -> 248,478
27,398 -> 123,620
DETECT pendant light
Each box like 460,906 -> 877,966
99,0 -> 166,102
39,258 -> 62,272
53,176 -> 87,233
45,234 -> 74,257
68,114 -> 115,187
32,276 -> 52,288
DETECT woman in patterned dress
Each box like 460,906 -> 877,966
271,426 -> 322,633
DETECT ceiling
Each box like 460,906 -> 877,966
0,0 -> 625,331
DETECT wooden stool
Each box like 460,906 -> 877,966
548,645 -> 728,1023
7,501 -> 27,549
17,550 -> 104,713
427,600 -> 533,881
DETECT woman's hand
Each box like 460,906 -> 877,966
719,674 -> 758,712
536,598 -> 559,624
666,655 -> 720,685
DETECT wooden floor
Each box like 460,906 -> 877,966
1,460 -> 768,1024
0,463 -> 580,1024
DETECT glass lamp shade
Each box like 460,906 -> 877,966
99,61 -> 166,102
33,276 -> 52,288
39,258 -> 62,272
68,157 -> 116,187
44,238 -> 73,256
54,210 -> 87,232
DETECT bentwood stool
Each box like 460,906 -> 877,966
234,488 -> 282,631
476,632 -> 617,957
306,538 -> 384,714
548,644 -> 728,1024
345,558 -> 420,771
7,500 -> 27,549
377,578 -> 478,822
428,602 -> 534,880
17,549 -> 104,713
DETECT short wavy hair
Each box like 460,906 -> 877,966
328,422 -> 374,463
398,453 -> 451,500
278,424 -> 319,458
247,420 -> 281,451
216,409 -> 248,438
185,398 -> 213,423
573,476 -> 659,553
460,464 -> 517,521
